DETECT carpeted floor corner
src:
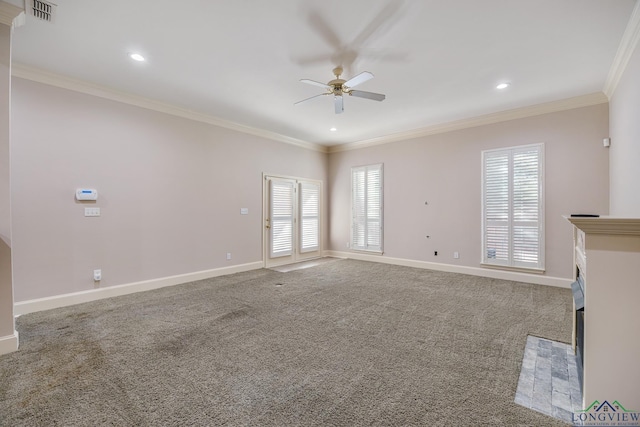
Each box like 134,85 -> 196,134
0,259 -> 572,426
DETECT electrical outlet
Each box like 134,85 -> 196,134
434,251 -> 438,256
454,251 -> 459,259
226,252 -> 232,260
93,269 -> 102,281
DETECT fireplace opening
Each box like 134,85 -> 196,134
571,268 -> 585,393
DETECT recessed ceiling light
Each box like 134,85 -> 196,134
496,83 -> 510,90
129,53 -> 145,62
330,127 -> 337,132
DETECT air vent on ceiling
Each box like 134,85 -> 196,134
31,0 -> 56,23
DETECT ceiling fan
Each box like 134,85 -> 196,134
295,66 -> 386,114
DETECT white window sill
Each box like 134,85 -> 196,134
350,249 -> 384,256
480,263 -> 545,275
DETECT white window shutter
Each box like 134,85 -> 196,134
512,146 -> 542,267
270,179 -> 294,258
482,144 -> 543,270
300,182 -> 320,253
351,164 -> 383,252
366,166 -> 382,250
483,151 -> 510,265
352,168 -> 366,249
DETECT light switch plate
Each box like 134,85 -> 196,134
240,208 -> 249,215
84,207 -> 100,217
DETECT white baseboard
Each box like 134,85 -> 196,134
0,331 -> 19,355
14,254 -> 571,317
14,261 -> 264,316
324,251 -> 572,288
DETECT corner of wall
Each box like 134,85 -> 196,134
0,330 -> 18,355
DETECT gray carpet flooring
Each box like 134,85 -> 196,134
0,259 -> 572,426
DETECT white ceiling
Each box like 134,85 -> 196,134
9,0 -> 638,147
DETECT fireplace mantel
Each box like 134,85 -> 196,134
565,216 -> 640,410
565,216 -> 640,235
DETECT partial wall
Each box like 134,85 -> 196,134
328,104 -> 610,281
0,21 -> 13,343
11,78 -> 328,301
610,38 -> 640,216
0,3 -> 22,354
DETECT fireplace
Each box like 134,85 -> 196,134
571,268 -> 584,392
565,216 -> 640,408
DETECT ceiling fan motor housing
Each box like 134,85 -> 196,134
329,79 -> 346,95
330,66 -> 346,94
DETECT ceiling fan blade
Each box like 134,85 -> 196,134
308,10 -> 342,50
349,90 -> 386,102
294,93 -> 327,105
300,79 -> 331,90
350,1 -> 406,49
334,95 -> 344,114
359,50 -> 410,63
292,53 -> 334,66
344,71 -> 374,88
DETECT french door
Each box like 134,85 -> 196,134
263,175 -> 322,268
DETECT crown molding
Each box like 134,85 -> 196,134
0,1 -> 24,27
11,63 -> 610,156
328,92 -> 609,153
11,63 -> 329,153
603,0 -> 640,98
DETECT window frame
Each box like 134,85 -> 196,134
481,143 -> 545,272
350,163 -> 384,254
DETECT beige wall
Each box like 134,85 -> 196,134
610,40 -> 640,216
328,104 -> 610,280
11,78 -> 328,301
0,22 -> 13,338
9,78 -> 614,302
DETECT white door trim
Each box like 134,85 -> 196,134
263,173 -> 323,268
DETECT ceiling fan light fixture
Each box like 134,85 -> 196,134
496,82 -> 510,90
334,94 -> 344,114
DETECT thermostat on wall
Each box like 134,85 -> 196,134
75,188 -> 98,201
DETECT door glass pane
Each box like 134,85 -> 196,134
300,182 -> 319,252
270,180 -> 294,258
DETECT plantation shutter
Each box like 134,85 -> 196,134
351,164 -> 383,252
300,182 -> 320,253
483,151 -> 510,265
512,146 -> 542,267
482,144 -> 543,270
270,179 -> 294,258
